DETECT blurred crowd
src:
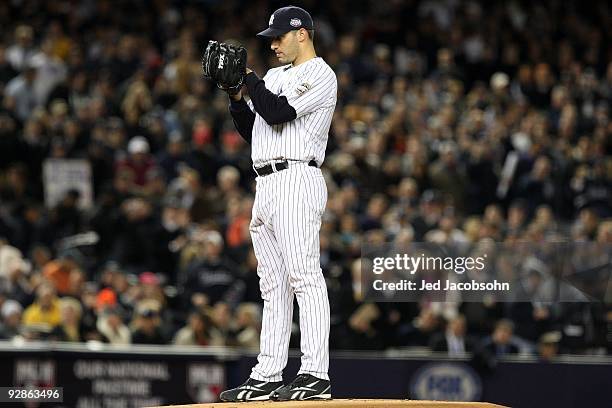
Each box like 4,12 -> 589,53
0,0 -> 610,359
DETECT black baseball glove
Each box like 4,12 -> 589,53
202,40 -> 247,95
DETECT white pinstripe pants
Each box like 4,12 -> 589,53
249,163 -> 330,382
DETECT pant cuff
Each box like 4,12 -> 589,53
251,370 -> 283,382
297,369 -> 329,381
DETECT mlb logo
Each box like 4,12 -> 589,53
295,82 -> 311,96
290,18 -> 301,27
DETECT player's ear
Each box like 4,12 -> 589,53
297,28 -> 307,42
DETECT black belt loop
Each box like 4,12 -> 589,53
254,159 -> 318,177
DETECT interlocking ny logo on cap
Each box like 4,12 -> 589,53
290,18 -> 301,27
269,13 -> 274,26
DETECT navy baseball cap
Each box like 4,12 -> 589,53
257,6 -> 314,38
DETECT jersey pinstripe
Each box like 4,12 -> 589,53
247,57 -> 337,166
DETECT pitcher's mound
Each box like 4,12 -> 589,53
148,399 -> 507,408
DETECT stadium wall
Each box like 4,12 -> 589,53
1,342 -> 611,407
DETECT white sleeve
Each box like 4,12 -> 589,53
284,64 -> 337,118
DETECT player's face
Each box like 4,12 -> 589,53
270,31 -> 298,64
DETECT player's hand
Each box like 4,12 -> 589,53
229,89 -> 243,101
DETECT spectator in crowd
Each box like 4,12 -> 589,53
0,299 -> 23,340
231,303 -> 261,350
479,319 -> 522,357
157,131 -> 188,182
110,197 -> 157,271
97,306 -> 131,345
0,240 -> 25,280
5,63 -> 37,121
208,302 -> 234,347
429,142 -> 468,213
22,283 -> 61,331
173,310 -> 210,346
30,39 -> 67,107
131,300 -> 166,345
430,314 -> 475,356
538,331 -> 561,362
167,165 -> 221,221
50,297 -> 84,342
42,258 -> 76,296
116,136 -> 158,188
598,221 -> 612,243
507,200 -> 528,235
0,242 -> 32,306
95,287 -> 118,314
181,230 -> 244,310
6,25 -> 37,71
0,44 -> 18,86
76,284 -> 103,341
223,196 -> 253,261
343,303 -> 385,350
47,189 -> 82,240
398,306 -> 442,348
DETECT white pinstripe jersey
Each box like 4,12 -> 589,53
248,57 -> 337,167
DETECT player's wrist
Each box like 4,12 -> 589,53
229,91 -> 242,101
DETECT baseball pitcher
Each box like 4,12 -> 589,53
202,5 -> 337,402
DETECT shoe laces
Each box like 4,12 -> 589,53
289,374 -> 311,389
245,378 -> 259,386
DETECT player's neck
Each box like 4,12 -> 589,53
292,46 -> 317,67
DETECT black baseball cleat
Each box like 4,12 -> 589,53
272,373 -> 332,401
219,377 -> 284,402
